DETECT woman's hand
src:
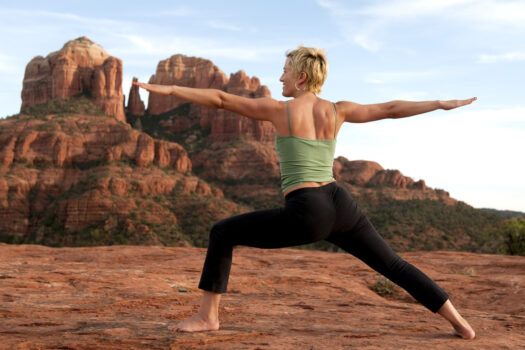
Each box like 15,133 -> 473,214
439,97 -> 477,110
132,81 -> 173,96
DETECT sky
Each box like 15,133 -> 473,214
1,0 -> 524,212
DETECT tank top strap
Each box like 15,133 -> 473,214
331,102 -> 337,139
286,101 -> 293,136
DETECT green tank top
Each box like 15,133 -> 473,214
275,101 -> 337,194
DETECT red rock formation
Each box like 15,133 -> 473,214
224,70 -> 269,95
1,244 -> 523,349
0,115 -> 190,171
333,156 -> 456,204
126,77 -> 145,116
192,139 -> 281,181
369,169 -> 417,189
147,54 -> 229,115
334,156 -> 420,189
21,37 -> 126,122
146,55 -> 275,143
333,157 -> 384,185
143,55 -> 278,184
0,113 -> 202,236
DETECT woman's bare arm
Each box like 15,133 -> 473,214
133,82 -> 283,122
338,97 -> 477,123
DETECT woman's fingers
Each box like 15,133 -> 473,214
133,81 -> 148,90
442,97 -> 477,110
464,97 -> 477,105
133,82 -> 153,92
459,97 -> 477,108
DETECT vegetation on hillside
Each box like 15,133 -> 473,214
17,94 -> 107,120
478,218 -> 525,256
126,103 -> 211,156
2,97 -> 523,256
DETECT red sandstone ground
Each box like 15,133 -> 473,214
0,243 -> 523,350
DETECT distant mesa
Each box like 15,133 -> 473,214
333,157 -> 427,189
145,54 -> 270,116
333,156 -> 456,204
134,54 -> 275,147
21,36 -> 126,122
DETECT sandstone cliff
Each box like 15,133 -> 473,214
131,54 -> 279,187
147,54 -> 229,115
144,55 -> 274,143
0,109 -> 240,243
0,113 -> 191,170
21,37 -> 126,122
333,156 -> 456,204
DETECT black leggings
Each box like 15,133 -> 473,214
198,182 -> 449,313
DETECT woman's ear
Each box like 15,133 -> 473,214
298,71 -> 308,84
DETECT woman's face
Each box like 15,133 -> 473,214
279,59 -> 296,97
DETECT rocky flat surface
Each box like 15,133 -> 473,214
0,243 -> 523,349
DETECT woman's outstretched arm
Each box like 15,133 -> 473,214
133,82 -> 282,122
338,97 -> 477,123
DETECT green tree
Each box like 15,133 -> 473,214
501,218 -> 525,256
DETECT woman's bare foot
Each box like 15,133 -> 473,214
452,319 -> 476,340
437,299 -> 475,340
168,290 -> 221,332
168,312 -> 219,332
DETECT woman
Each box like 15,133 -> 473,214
134,46 -> 476,339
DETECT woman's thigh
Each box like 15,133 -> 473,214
211,208 -> 298,248
330,184 -> 366,233
327,215 -> 400,272
213,191 -> 336,249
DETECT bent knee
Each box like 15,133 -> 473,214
209,219 -> 236,243
210,221 -> 225,237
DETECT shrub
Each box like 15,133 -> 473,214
371,275 -> 396,296
501,218 -> 525,256
20,94 -> 106,119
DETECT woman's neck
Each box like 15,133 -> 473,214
292,90 -> 316,99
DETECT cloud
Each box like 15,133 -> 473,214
478,52 -> 525,63
353,34 -> 381,53
207,20 -> 241,31
123,7 -> 196,18
113,34 -> 286,62
120,35 -> 155,53
354,0 -> 477,19
364,70 -> 436,84
351,0 -> 525,26
0,8 -> 132,27
335,106 -> 525,210
458,0 -> 525,27
317,0 -> 525,52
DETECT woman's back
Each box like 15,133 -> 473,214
274,96 -> 339,194
274,96 -> 340,140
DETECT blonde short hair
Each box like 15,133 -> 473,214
286,46 -> 328,94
